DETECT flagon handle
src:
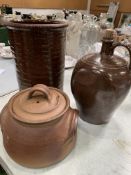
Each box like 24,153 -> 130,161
112,42 -> 131,70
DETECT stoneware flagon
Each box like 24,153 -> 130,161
0,84 -> 78,168
5,20 -> 68,90
71,29 -> 131,124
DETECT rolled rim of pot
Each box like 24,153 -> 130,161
3,19 -> 68,29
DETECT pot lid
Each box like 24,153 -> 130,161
9,84 -> 69,124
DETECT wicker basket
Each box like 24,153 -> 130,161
6,20 -> 68,90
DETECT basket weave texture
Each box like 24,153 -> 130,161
7,20 -> 67,90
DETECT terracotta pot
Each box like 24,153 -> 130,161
5,20 -> 68,90
0,84 -> 78,168
71,29 -> 131,124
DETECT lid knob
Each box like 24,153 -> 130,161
28,84 -> 51,102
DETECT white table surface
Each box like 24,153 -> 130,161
0,57 -> 131,175
0,58 -> 18,96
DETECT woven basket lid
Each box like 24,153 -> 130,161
8,84 -> 69,124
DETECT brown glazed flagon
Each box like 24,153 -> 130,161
5,20 -> 68,90
71,30 -> 131,124
0,84 -> 78,168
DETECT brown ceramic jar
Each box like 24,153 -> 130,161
0,84 -> 78,168
71,29 -> 131,124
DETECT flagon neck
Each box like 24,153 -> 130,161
100,39 -> 114,55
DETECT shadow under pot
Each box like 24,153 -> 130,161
71,29 -> 131,125
0,84 -> 78,168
